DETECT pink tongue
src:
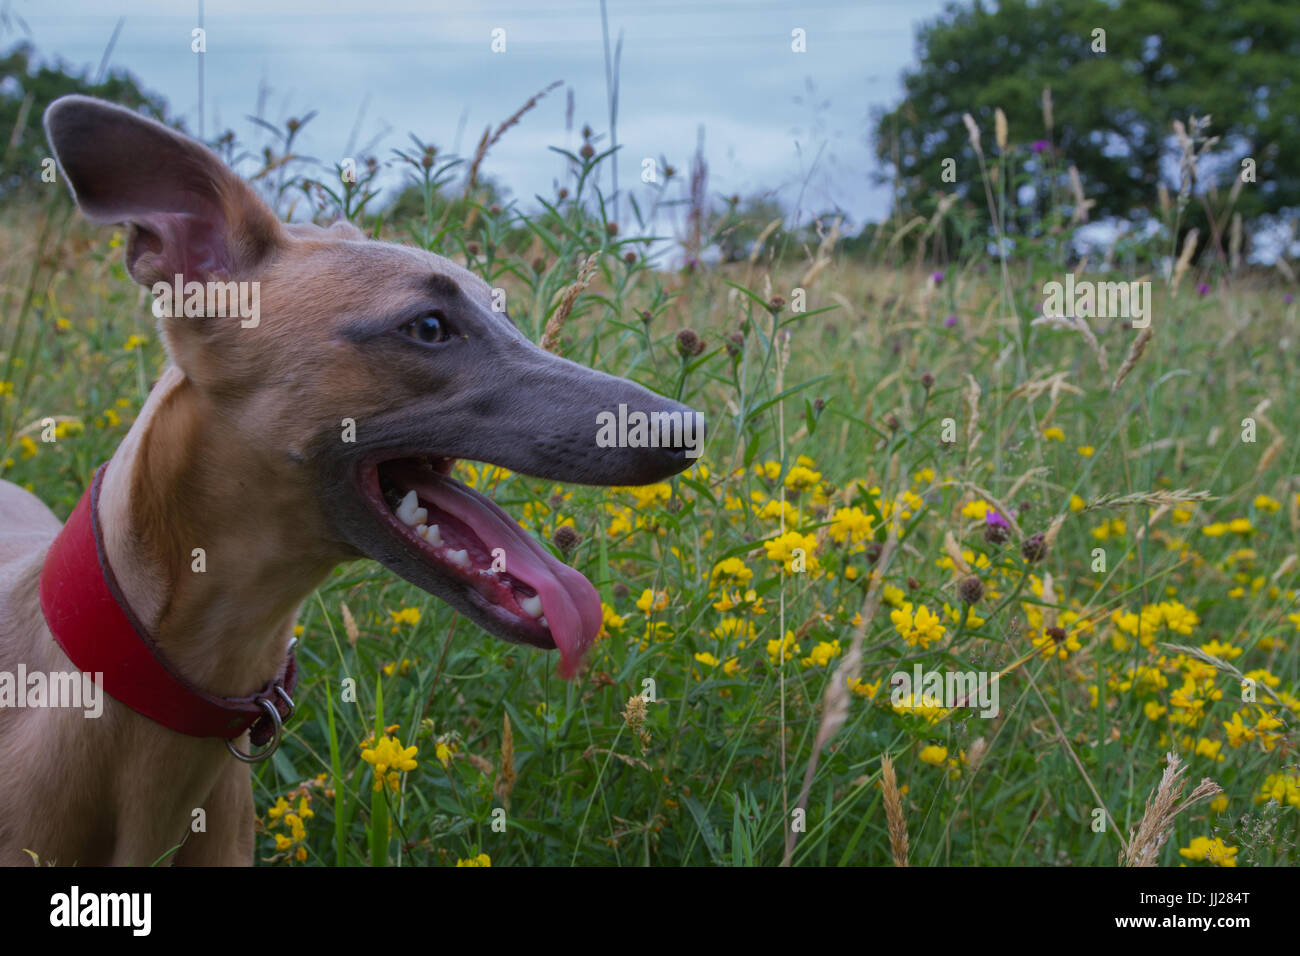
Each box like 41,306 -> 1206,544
403,471 -> 601,678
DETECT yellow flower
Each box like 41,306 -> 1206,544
710,557 -> 753,589
1091,518 -> 1126,540
1223,712 -> 1254,748
434,736 -> 457,768
1194,737 -> 1224,762
800,640 -> 841,669
1253,494 -> 1281,513
123,334 -> 147,351
382,658 -> 413,677
784,465 -> 821,492
1042,426 -> 1065,442
623,482 -> 672,508
1178,836 -> 1237,867
694,651 -> 720,668
1199,638 -> 1241,661
827,506 -> 874,548
711,616 -> 756,645
19,435 -> 38,459
389,607 -> 420,631
266,792 -> 313,862
1256,771 -> 1300,807
766,630 -> 800,666
1069,493 -> 1086,512
598,602 -> 626,639
267,796 -> 290,822
763,530 -> 819,574
712,588 -> 764,613
847,676 -> 881,699
636,588 -> 668,615
360,735 -> 419,792
1227,517 -> 1252,535
1032,626 -> 1082,660
456,853 -> 492,867
961,500 -> 991,520
890,603 -> 946,649
1077,445 -> 1094,457
918,745 -> 948,766
944,602 -> 985,629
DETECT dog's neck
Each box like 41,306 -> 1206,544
98,366 -> 338,697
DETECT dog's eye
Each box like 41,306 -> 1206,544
402,313 -> 450,344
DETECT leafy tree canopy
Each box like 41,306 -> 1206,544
1,41 -> 166,199
872,0 -> 1300,228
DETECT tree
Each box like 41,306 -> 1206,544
0,42 -> 166,200
872,0 -> 1300,234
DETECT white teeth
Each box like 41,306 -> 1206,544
418,523 -> 442,546
519,594 -> 543,619
447,548 -> 470,569
396,490 -> 427,526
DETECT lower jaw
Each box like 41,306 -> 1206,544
361,457 -> 557,651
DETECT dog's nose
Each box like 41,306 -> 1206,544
609,401 -> 706,484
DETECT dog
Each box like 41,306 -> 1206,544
0,95 -> 701,865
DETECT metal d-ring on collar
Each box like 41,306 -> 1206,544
226,685 -> 296,763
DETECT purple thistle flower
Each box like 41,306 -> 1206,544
944,315 -> 958,328
1031,139 -> 1050,154
986,510 -> 1010,529
1196,282 -> 1210,295
1285,294 -> 1295,305
931,271 -> 944,284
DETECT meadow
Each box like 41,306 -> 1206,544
2,102 -> 1297,867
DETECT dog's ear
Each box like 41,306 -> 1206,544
43,95 -> 282,287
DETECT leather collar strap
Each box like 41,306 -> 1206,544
39,463 -> 296,747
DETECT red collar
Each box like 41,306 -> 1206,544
39,464 -> 296,751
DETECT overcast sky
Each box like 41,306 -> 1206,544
6,0 -> 952,228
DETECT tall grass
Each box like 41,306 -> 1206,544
1,95 -> 1297,867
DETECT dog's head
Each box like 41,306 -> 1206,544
44,95 -> 704,676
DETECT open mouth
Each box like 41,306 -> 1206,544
359,455 -> 602,677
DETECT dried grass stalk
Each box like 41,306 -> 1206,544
341,602 -> 359,647
464,80 -> 562,202
880,753 -> 909,867
964,374 -> 982,449
962,113 -> 982,156
1111,326 -> 1153,394
541,252 -> 601,352
1171,228 -> 1199,291
1122,752 -> 1223,866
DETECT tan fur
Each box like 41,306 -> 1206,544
0,97 -> 697,866
0,206 -> 501,867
